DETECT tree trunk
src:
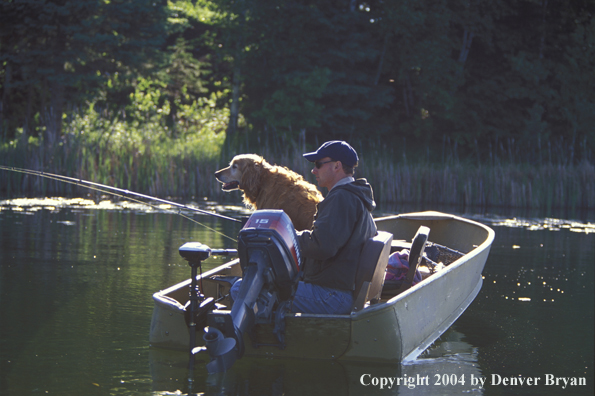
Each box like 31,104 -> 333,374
539,0 -> 548,59
458,28 -> 474,65
225,0 -> 246,156
374,35 -> 389,86
402,73 -> 414,117
224,62 -> 241,158
42,81 -> 65,149
0,62 -> 11,137
24,82 -> 34,140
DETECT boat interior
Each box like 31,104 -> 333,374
164,223 -> 466,317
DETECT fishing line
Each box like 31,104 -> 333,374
1,166 -> 240,222
0,165 -> 240,243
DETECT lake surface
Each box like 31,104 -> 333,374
0,198 -> 593,395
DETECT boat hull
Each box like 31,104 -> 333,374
149,211 -> 494,363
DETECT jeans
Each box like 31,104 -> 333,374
230,280 -> 354,315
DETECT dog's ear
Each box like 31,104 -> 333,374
241,158 -> 262,193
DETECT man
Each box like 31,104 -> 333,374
230,141 -> 377,314
292,140 -> 377,314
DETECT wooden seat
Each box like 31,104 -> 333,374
351,231 -> 393,312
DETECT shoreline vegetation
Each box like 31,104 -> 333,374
2,2 -> 593,215
1,112 -> 593,212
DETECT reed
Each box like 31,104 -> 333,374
1,104 -> 227,200
359,160 -> 594,211
1,114 -> 593,210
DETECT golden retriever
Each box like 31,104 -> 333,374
215,154 -> 323,230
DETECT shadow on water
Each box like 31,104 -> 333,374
149,328 -> 484,396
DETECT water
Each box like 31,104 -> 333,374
0,198 -> 593,395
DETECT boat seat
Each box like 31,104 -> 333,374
382,226 -> 430,296
351,231 -> 393,312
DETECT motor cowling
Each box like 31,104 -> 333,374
203,210 -> 302,373
238,210 -> 302,300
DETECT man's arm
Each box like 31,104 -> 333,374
297,190 -> 361,261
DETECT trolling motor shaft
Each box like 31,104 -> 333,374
178,242 -> 237,375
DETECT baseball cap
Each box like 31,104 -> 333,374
303,140 -> 359,168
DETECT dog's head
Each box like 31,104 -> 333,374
215,154 -> 266,193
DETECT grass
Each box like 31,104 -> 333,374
1,106 -> 594,211
361,160 -> 595,211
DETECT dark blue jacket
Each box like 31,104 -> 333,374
297,178 -> 377,291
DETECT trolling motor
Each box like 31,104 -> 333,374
178,242 -> 238,377
201,210 -> 302,373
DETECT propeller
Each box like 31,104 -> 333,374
201,327 -> 239,374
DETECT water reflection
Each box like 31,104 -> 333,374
477,215 -> 595,234
1,198 -> 592,395
148,328 -> 483,395
0,196 -> 252,215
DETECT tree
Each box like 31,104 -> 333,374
0,0 -> 168,145
224,1 -> 394,143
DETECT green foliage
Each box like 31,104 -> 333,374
237,1 -> 396,140
0,79 -> 228,197
69,80 -> 228,163
0,0 -> 169,145
254,68 -> 331,133
1,0 -> 594,181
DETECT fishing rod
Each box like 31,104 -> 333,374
1,165 -> 240,223
0,165 -> 242,241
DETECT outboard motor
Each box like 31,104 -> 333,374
202,210 -> 302,373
